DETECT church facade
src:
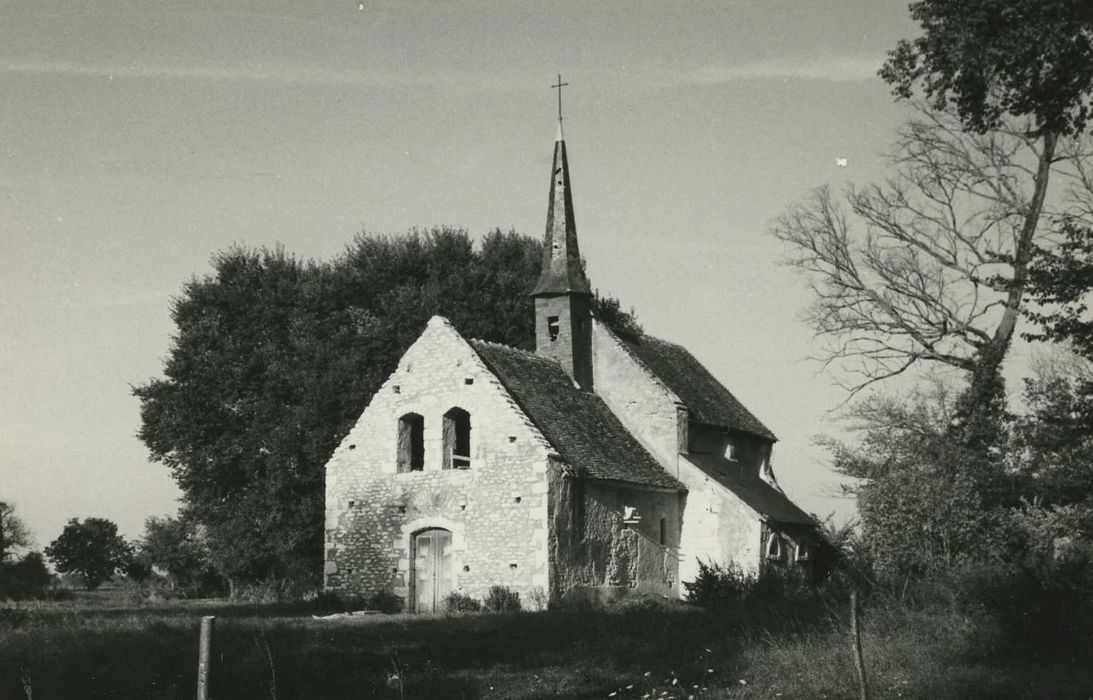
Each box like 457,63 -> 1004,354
323,120 -> 816,612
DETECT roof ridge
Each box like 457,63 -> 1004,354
468,338 -> 559,365
630,332 -> 685,352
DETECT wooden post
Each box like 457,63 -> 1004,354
850,591 -> 869,700
197,615 -> 215,700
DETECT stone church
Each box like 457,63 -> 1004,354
323,119 -> 817,612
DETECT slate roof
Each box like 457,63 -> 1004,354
685,454 -> 813,525
470,340 -> 685,491
616,333 -> 777,441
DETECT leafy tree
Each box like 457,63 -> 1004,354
0,551 -> 52,599
135,228 -> 639,591
138,514 -> 224,596
44,518 -> 132,590
1009,350 -> 1093,508
1026,222 -> 1093,355
820,377 -> 1017,578
123,555 -> 153,583
881,0 -> 1093,137
0,501 -> 30,563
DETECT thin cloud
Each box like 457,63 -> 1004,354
682,56 -> 883,84
0,59 -> 493,88
3,56 -> 884,89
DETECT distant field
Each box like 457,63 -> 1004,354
1,589 -> 1091,699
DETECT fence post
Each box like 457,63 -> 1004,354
850,590 -> 869,700
197,615 -> 216,700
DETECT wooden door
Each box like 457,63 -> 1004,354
413,528 -> 452,613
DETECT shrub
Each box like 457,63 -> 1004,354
234,578 -> 301,603
526,586 -> 548,612
367,589 -> 404,614
310,590 -> 369,614
443,591 -> 481,613
484,585 -> 520,612
0,552 -> 53,599
124,579 -> 180,605
683,560 -> 755,609
942,554 -> 1093,649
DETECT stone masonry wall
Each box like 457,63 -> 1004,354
549,465 -> 684,601
324,317 -> 555,610
591,320 -> 684,471
535,294 -> 593,390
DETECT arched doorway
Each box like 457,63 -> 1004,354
411,528 -> 453,613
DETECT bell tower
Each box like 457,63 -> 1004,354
531,76 -> 593,390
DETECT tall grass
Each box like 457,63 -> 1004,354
1,586 -> 1091,698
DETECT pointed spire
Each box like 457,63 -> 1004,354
531,119 -> 591,296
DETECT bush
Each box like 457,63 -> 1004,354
234,578 -> 305,603
0,552 -> 53,599
683,560 -> 755,609
484,585 -> 520,612
123,578 -> 180,605
443,591 -> 481,613
367,589 -> 404,614
942,555 -> 1093,649
310,590 -> 369,614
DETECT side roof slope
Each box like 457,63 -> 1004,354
470,340 -> 684,491
616,332 -> 776,441
685,454 -> 813,525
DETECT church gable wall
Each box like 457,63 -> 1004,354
591,320 -> 685,472
324,317 -> 554,609
548,466 -> 682,602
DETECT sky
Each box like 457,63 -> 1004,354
0,0 -> 936,549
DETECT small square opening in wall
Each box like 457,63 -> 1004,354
509,563 -> 518,570
392,385 -> 401,394
348,444 -> 356,450
347,500 -> 355,508
398,505 -> 406,514
463,565 -> 470,572
547,316 -> 560,341
464,377 -> 474,385
514,496 -> 522,504
508,436 -> 517,443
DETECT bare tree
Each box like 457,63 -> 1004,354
0,501 -> 31,563
772,105 -> 1093,395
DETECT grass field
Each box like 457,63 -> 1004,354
2,588 -> 1091,699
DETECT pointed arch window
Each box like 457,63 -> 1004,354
765,532 -> 784,561
397,412 -> 424,473
443,407 -> 471,469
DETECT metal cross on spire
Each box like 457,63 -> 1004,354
551,73 -> 569,122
